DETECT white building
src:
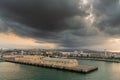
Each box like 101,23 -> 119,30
113,53 -> 120,58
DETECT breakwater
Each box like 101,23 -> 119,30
74,57 -> 120,63
2,55 -> 98,73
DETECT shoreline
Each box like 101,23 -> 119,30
69,57 -> 120,63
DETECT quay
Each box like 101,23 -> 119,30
2,55 -> 98,73
76,58 -> 120,63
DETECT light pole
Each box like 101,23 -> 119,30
104,49 -> 107,58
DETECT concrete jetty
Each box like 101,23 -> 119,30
2,55 -> 98,73
77,58 -> 120,63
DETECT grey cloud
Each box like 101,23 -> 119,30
0,0 -> 88,32
93,0 -> 120,36
0,0 -> 105,48
56,33 -> 108,48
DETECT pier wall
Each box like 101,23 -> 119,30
3,55 -> 78,67
2,55 -> 98,73
42,57 -> 78,67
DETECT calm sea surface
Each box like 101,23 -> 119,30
0,60 -> 120,80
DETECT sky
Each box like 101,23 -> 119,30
0,0 -> 120,52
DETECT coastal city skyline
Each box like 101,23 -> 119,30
0,0 -> 120,52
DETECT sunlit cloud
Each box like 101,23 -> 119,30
82,0 -> 89,5
0,33 -> 58,49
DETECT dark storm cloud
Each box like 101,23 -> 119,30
0,0 -> 88,32
0,0 -> 102,48
93,0 -> 120,36
57,34 -> 107,48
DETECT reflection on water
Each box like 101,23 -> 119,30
110,63 -> 120,80
0,60 -> 120,80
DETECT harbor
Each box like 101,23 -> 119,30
0,59 -> 120,80
2,55 -> 98,73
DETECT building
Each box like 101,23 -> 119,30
42,57 -> 78,67
15,55 -> 44,63
3,55 -> 79,67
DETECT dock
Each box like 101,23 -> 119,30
77,58 -> 120,63
2,55 -> 98,73
4,59 -> 98,73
